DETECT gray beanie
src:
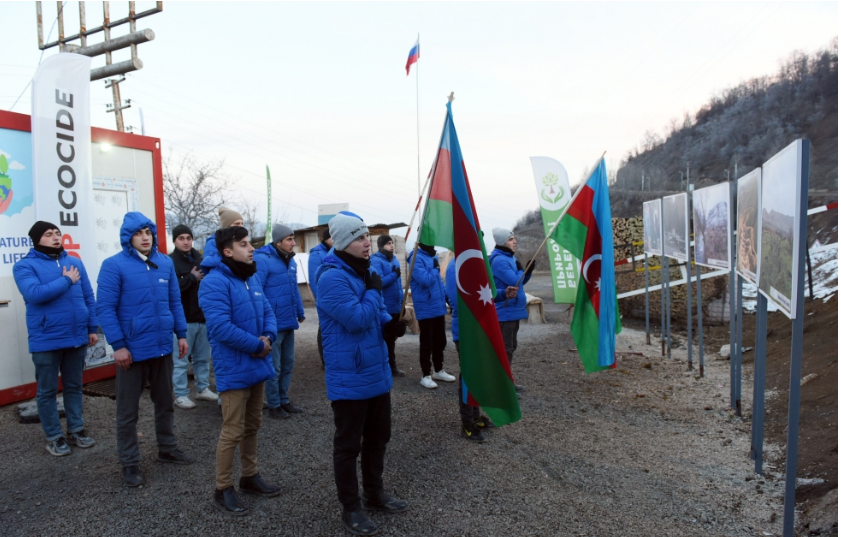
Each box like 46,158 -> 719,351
492,227 -> 514,246
272,224 -> 294,244
329,213 -> 369,251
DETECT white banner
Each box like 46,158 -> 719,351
31,54 -> 98,282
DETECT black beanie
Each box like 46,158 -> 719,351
377,235 -> 393,249
322,228 -> 331,241
172,224 -> 193,241
28,221 -> 60,245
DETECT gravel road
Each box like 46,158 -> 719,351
0,300 -> 789,536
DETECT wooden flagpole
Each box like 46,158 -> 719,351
502,151 -> 606,306
399,92 -> 454,321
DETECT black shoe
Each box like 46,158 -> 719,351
514,384 -> 525,393
214,486 -> 249,516
122,465 -> 145,487
362,492 -> 410,513
341,509 -> 378,535
280,402 -> 303,414
461,425 -> 487,443
391,368 -> 406,377
239,473 -> 282,497
474,415 -> 496,429
269,407 -> 290,419
157,448 -> 195,465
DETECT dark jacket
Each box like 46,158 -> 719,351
169,247 -> 206,323
13,249 -> 99,353
96,212 -> 188,361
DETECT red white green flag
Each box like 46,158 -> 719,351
418,102 -> 521,426
550,159 -> 622,373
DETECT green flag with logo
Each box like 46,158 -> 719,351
530,156 -> 580,304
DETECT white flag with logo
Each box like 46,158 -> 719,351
31,53 -> 98,282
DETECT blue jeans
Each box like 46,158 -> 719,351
172,323 -> 212,398
31,346 -> 87,441
265,330 -> 295,408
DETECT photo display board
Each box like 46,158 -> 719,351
643,199 -> 663,256
758,140 -> 804,319
663,192 -> 689,262
692,182 -> 732,269
736,168 -> 761,284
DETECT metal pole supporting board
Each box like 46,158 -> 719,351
661,259 -> 665,356
750,293 -> 768,474
783,139 -> 810,537
695,259 -> 705,377
735,275 -> 743,416
645,253 -> 650,345
665,257 -> 672,359
686,263 -> 693,370
729,179 -> 737,410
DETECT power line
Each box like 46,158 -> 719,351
10,2 -> 66,111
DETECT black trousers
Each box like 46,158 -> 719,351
499,320 -> 520,366
455,341 -> 480,428
331,392 -> 392,512
384,313 -> 401,371
115,354 -> 177,467
418,315 -> 446,376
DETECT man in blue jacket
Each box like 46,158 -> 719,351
13,221 -> 99,456
370,235 -> 406,377
308,227 -> 332,367
445,260 -> 517,443
408,243 -> 455,389
489,228 -> 535,393
97,212 -> 193,487
200,226 -> 282,516
317,213 -> 409,536
255,224 -> 306,419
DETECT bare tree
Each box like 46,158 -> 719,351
237,196 -> 263,241
163,153 -> 230,245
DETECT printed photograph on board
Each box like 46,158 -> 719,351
643,199 -> 662,256
663,193 -> 689,262
736,168 -> 761,285
758,140 -> 802,319
692,182 -> 731,269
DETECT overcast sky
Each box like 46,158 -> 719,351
1,2 -> 836,246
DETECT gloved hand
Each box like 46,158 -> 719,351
393,265 -> 402,277
515,258 -> 524,272
524,260 -> 536,277
433,257 -> 440,269
365,271 -> 383,292
392,319 -> 408,338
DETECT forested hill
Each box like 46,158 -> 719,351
608,39 -> 837,217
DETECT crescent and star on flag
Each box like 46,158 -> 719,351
455,249 -> 495,306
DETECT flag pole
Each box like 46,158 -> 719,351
416,33 -> 421,198
265,165 -> 272,242
400,92 -> 454,322
503,150 -> 606,306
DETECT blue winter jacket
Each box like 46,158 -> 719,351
254,245 -> 305,332
407,248 -> 447,321
199,261 -> 278,393
445,259 -> 511,342
490,247 -> 532,322
96,212 -> 188,361
200,235 -> 221,274
13,249 -> 99,353
308,242 -> 330,301
316,253 -> 393,401
370,251 -> 403,315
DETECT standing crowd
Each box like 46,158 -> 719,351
13,206 -> 528,536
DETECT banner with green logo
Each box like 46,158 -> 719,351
529,156 -> 580,304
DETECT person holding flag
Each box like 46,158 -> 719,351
489,227 -> 534,393
413,95 -> 522,428
549,158 -> 621,373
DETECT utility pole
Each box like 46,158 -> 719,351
679,171 -> 683,191
734,155 -> 739,181
686,161 -> 690,191
36,1 -> 162,132
641,172 -> 645,191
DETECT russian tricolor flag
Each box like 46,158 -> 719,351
406,38 -> 419,75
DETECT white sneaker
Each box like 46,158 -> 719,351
195,388 -> 218,401
432,369 -> 456,382
174,396 -> 196,409
419,376 -> 438,389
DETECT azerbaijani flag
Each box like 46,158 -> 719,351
419,101 -> 521,426
550,159 -> 621,373
405,38 -> 419,75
